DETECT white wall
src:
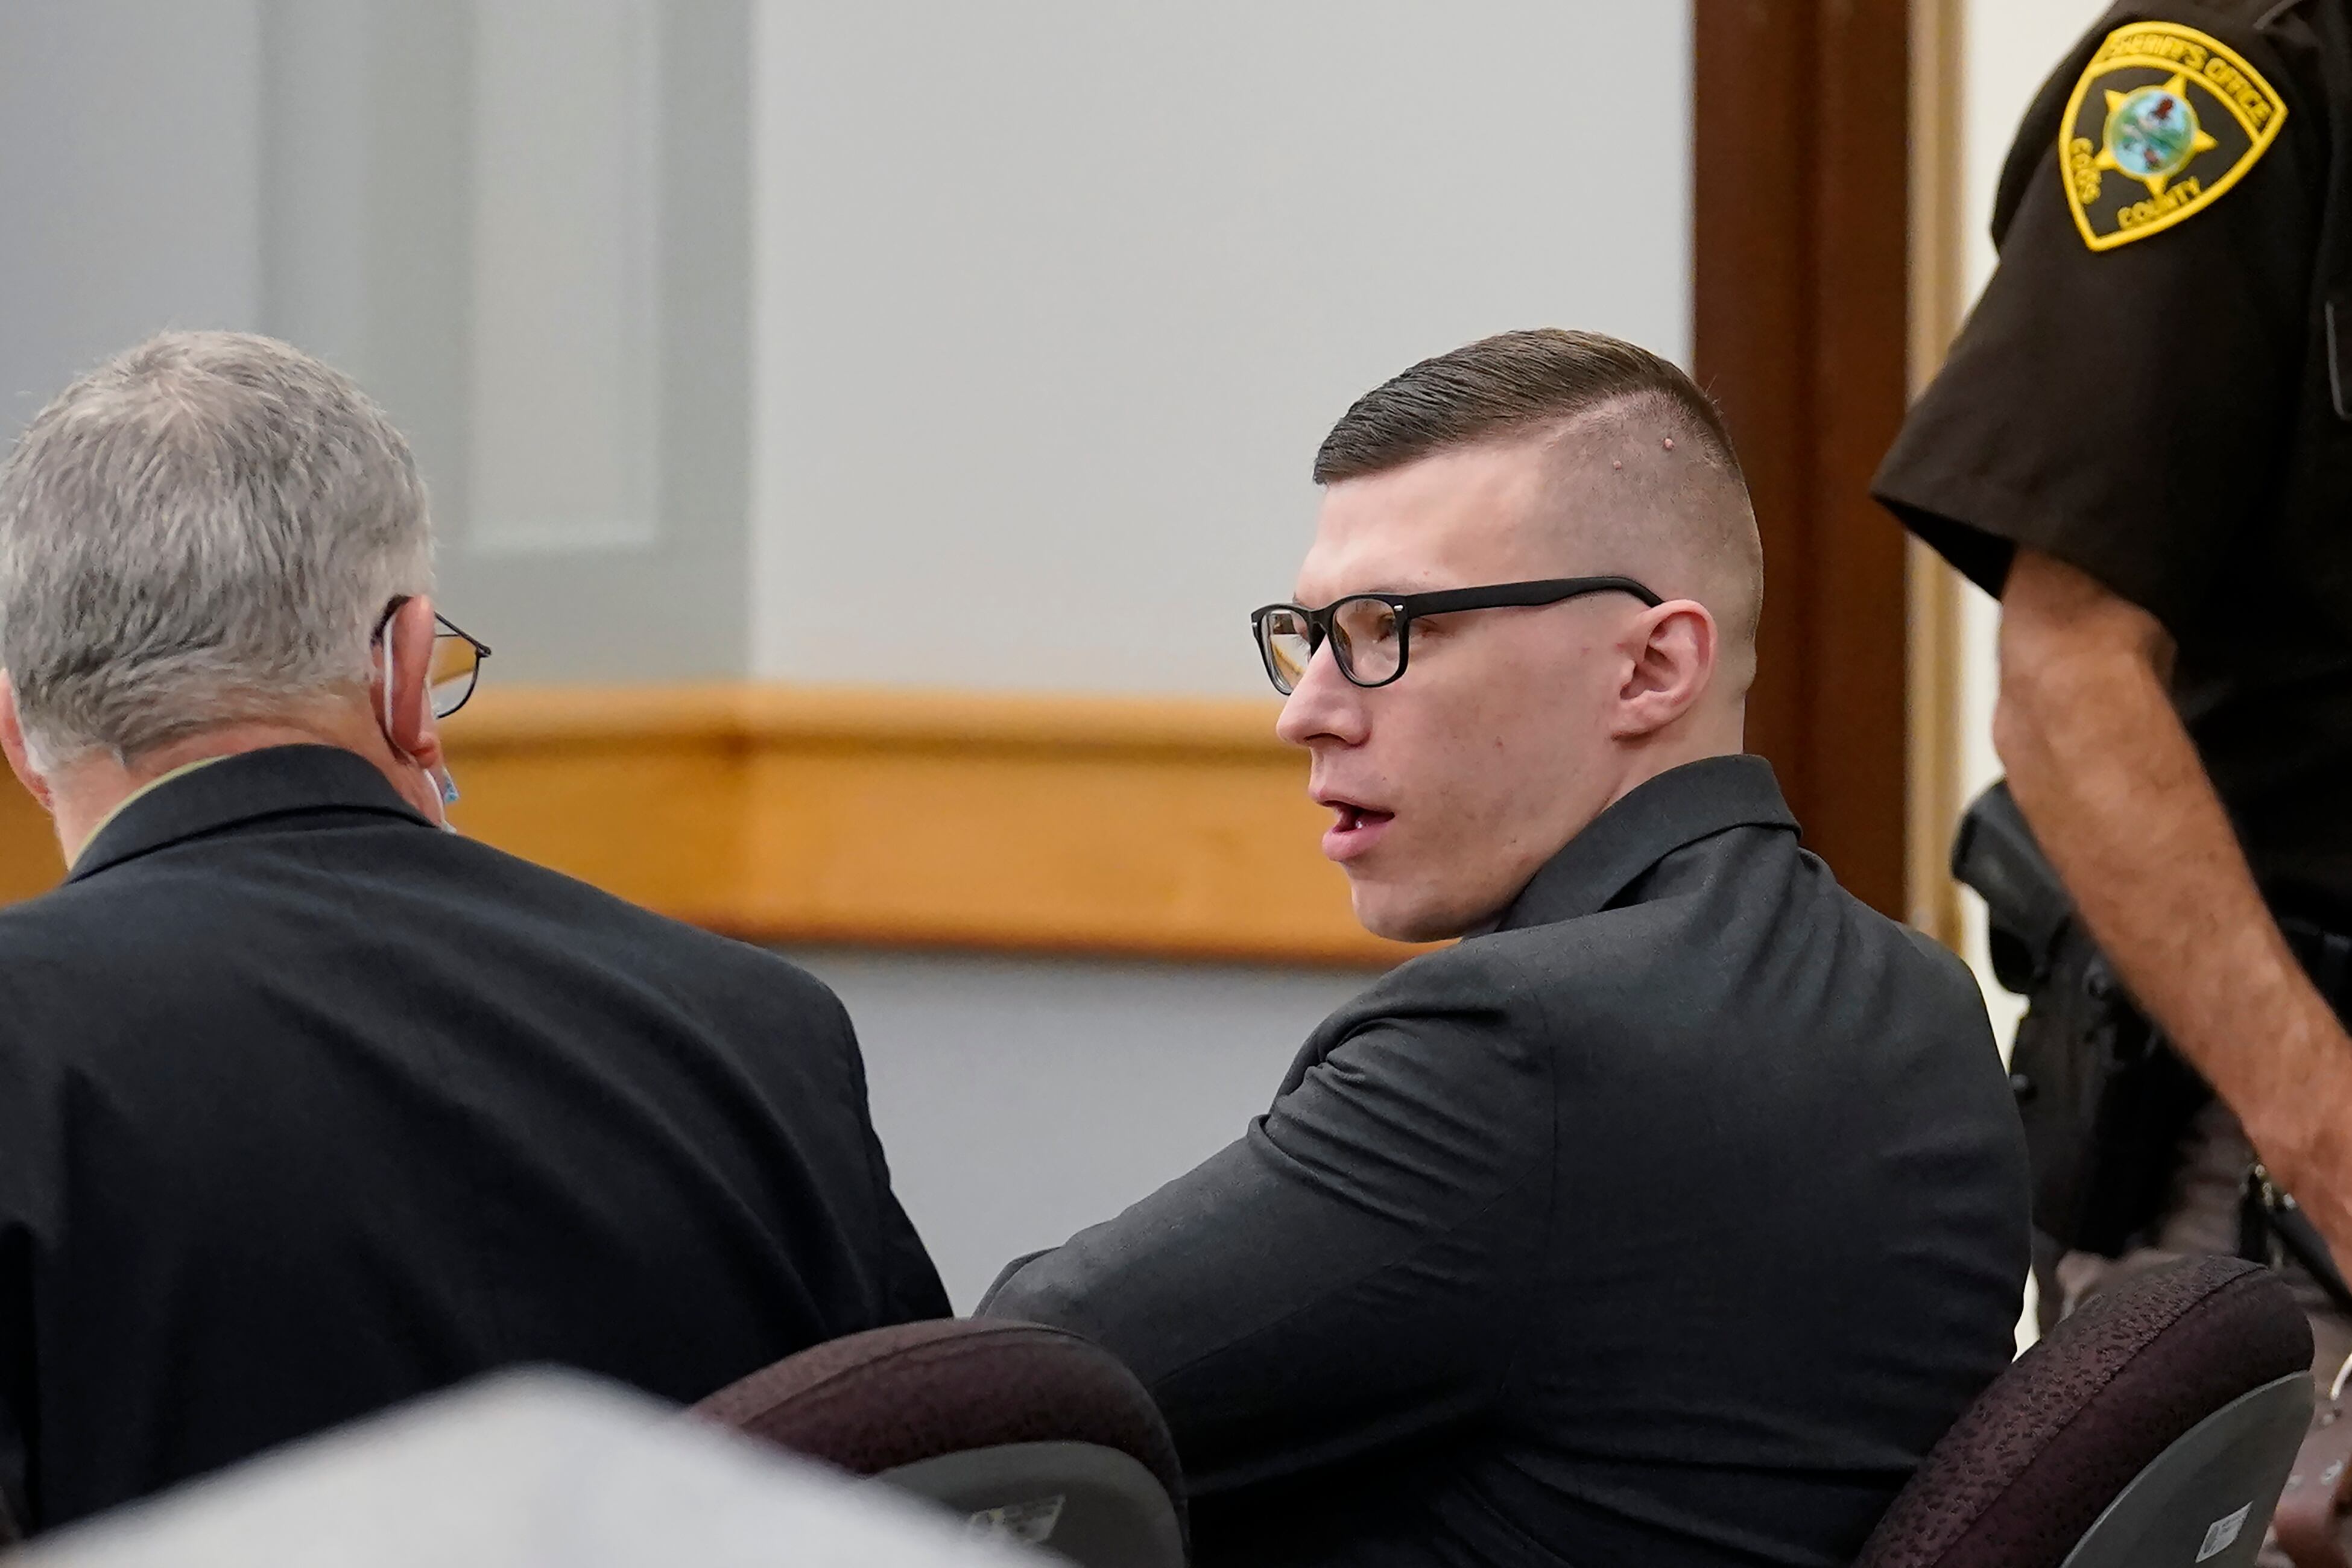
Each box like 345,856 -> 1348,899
792,950 -> 1370,1310
0,1 -> 263,427
257,0 -> 756,680
0,0 -> 753,682
750,1 -> 1695,695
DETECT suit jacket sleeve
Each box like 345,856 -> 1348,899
0,1005 -> 35,1540
863,1127 -> 952,1325
982,998 -> 1555,1498
833,999 -> 953,1325
0,1218 -> 24,1544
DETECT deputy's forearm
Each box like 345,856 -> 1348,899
1995,549 -> 2352,1250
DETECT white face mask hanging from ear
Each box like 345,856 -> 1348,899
381,634 -> 461,831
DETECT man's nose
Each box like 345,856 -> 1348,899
1274,640 -> 1369,748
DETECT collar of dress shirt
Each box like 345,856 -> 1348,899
67,743 -> 432,884
1487,753 -> 1800,934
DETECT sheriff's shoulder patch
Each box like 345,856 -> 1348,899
2057,21 -> 2287,251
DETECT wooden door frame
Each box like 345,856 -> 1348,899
1692,0 -> 1923,925
1905,0 -> 1971,947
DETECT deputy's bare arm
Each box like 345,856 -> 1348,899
1995,546 -> 2352,1257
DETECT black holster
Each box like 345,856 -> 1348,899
2006,928 -> 2210,1256
1954,782 -> 2210,1256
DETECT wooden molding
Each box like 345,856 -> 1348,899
444,683 -> 1427,966
1905,0 -> 1970,947
1,685 -> 1430,969
0,780 -> 52,906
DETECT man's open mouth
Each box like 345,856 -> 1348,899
1320,798 -> 1396,863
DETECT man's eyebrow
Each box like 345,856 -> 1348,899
1297,585 -> 1424,604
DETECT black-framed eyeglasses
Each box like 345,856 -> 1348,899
375,596 -> 493,719
1249,575 -> 1662,695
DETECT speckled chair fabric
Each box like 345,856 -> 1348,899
1856,1256 -> 2313,1568
693,1317 -> 1186,1567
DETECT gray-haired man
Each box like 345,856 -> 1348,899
0,332 -> 947,1539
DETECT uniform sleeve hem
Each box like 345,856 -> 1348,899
1874,466 -> 2205,634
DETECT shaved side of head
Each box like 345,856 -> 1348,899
1536,393 -> 1763,696
1314,328 -> 1763,699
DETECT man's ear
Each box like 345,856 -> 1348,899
0,673 -> 55,813
1611,600 -> 1718,739
376,596 -> 446,773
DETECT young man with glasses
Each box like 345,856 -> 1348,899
0,332 -> 947,1540
985,330 -> 2029,1568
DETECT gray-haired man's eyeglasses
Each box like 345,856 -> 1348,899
374,597 -> 493,719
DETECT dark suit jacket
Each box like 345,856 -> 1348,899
985,756 -> 2029,1568
0,745 -> 947,1535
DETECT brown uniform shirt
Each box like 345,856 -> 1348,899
1875,0 -> 2352,928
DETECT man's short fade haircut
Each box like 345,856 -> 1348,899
1312,327 -> 1743,486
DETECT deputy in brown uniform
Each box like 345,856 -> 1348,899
1876,3 -> 2352,1555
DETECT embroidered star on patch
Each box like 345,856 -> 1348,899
2057,21 -> 2287,251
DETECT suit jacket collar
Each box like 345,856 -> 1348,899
1493,754 -> 1798,932
68,744 -> 431,883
